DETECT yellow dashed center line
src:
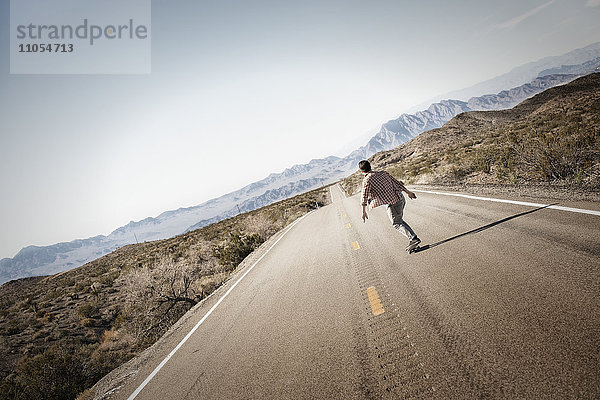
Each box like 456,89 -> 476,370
351,241 -> 360,250
366,286 -> 385,316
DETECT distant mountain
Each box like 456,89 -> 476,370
408,41 -> 600,112
537,57 -> 600,77
2,48 -> 599,286
351,100 -> 472,158
185,177 -> 330,232
347,71 -> 594,160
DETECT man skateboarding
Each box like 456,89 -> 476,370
359,160 -> 421,253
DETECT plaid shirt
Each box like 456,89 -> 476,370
360,171 -> 405,208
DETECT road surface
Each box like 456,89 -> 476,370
111,185 -> 600,399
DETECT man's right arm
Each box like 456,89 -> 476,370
360,177 -> 370,206
361,179 -> 369,222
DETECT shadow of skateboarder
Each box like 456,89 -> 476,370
412,204 -> 555,253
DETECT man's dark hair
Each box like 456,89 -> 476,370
358,160 -> 371,172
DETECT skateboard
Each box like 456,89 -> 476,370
406,245 -> 421,254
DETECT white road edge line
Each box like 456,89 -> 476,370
336,183 -> 347,198
127,212 -> 311,400
410,189 -> 600,217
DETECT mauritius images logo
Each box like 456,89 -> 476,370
10,0 -> 151,74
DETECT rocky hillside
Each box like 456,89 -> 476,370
341,73 -> 600,195
0,187 -> 329,400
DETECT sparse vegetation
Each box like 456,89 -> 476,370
0,187 -> 328,400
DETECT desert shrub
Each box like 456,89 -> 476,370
43,289 -> 65,302
29,319 -> 43,330
4,320 -> 24,336
19,298 -> 32,311
212,232 -> 263,270
43,314 -> 55,323
243,214 -> 276,240
9,345 -> 88,400
77,304 -> 98,319
0,342 -> 132,400
448,165 -> 471,182
98,271 -> 120,287
32,329 -> 48,340
493,144 -> 518,182
74,281 -> 88,292
80,318 -> 95,327
185,238 -> 218,267
98,330 -> 118,349
118,256 -> 208,342
444,151 -> 459,164
472,148 -> 494,174
521,127 -> 598,181
87,347 -> 133,382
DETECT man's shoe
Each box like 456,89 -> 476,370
406,237 -> 421,252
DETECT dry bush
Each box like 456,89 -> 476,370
117,250 -> 219,342
212,232 -> 263,270
4,345 -> 88,400
242,214 -> 276,240
183,238 -> 218,270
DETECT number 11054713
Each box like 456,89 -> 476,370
18,43 -> 74,53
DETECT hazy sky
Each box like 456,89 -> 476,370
1,0 -> 600,259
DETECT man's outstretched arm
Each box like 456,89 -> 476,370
398,182 -> 417,199
390,174 -> 417,199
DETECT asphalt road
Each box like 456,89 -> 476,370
112,184 -> 600,399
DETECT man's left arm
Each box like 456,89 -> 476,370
390,174 -> 417,199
